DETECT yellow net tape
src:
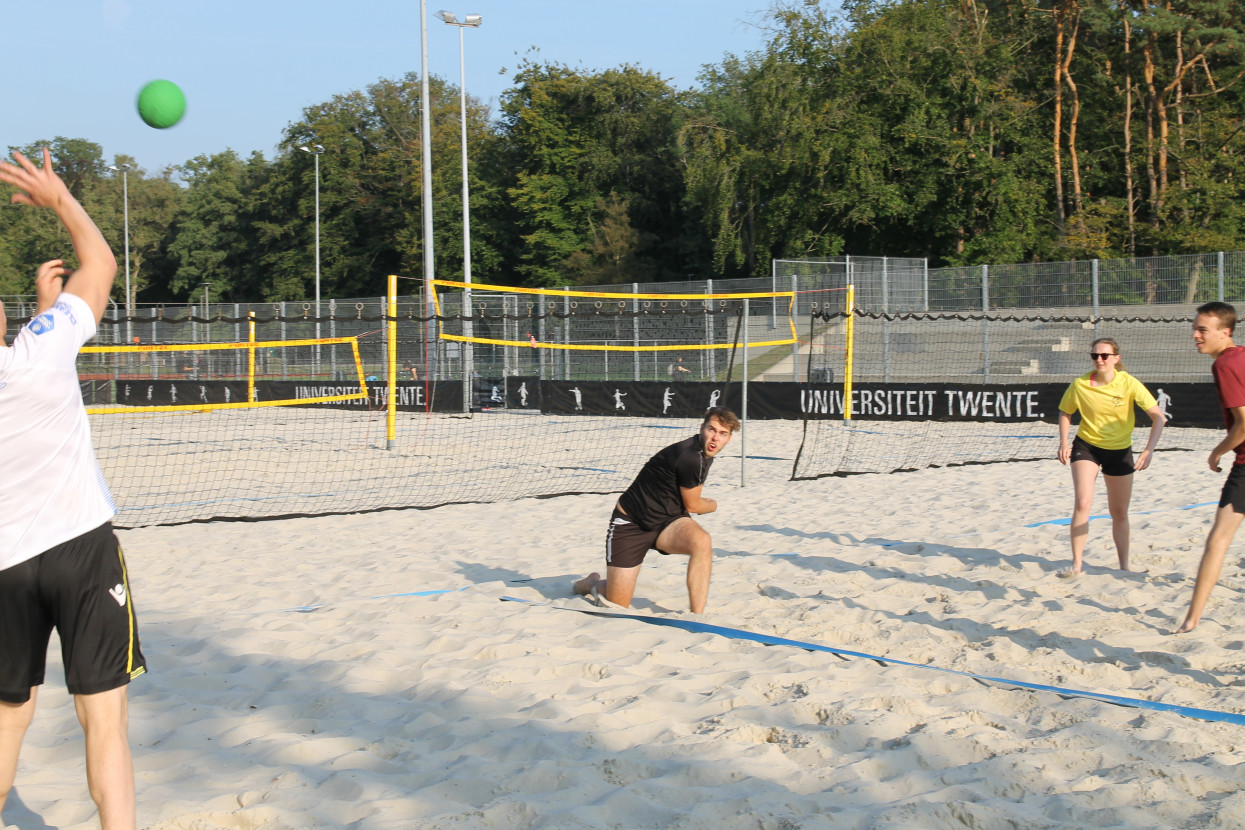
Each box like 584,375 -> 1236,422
82,337 -> 369,414
429,279 -> 798,351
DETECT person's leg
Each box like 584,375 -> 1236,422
654,517 -> 713,613
1103,472 -> 1135,571
0,689 -> 37,816
74,686 -> 134,830
1176,505 -> 1245,633
573,566 -> 643,608
1067,459 -> 1100,574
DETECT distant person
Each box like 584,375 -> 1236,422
1177,303 -> 1245,633
1056,337 -> 1164,575
574,408 -> 739,613
667,357 -> 691,381
0,148 -> 146,829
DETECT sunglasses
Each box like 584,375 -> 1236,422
1089,352 -> 1117,360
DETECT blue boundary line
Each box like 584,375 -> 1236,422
1025,500 -> 1216,527
263,584 -> 1245,726
497,596 -> 1245,727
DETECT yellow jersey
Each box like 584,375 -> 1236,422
1059,370 -> 1158,450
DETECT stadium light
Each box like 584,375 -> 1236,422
436,9 -> 482,402
108,163 -> 133,344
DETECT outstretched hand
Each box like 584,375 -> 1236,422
0,148 -> 71,210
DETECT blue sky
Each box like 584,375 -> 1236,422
2,1 -> 781,175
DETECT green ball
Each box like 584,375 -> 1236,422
137,80 -> 186,129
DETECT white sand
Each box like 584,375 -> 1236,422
7,431 -> 1245,829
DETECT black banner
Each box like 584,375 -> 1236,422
474,377 -> 541,412
102,378 -> 1223,427
115,380 -> 462,412
543,380 -> 741,418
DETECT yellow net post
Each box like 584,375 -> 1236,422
387,273 -> 398,450
844,283 -> 855,421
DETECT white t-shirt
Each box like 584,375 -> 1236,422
0,292 -> 115,571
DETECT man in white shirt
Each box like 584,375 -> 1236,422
0,148 -> 145,830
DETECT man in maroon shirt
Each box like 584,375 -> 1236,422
1177,302 -> 1245,633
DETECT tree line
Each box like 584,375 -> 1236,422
2,0 -> 1243,307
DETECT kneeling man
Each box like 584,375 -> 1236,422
575,407 -> 739,613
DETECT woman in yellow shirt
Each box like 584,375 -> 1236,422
1057,337 -> 1165,575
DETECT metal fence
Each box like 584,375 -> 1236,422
7,251 -> 1245,385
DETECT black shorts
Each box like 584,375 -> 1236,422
0,523 -> 147,704
1070,435 -> 1135,476
605,506 -> 686,569
1220,464 -> 1245,514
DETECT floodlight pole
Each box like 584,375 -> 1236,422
299,144 -> 325,376
419,0 -> 437,396
108,164 -> 133,345
436,9 -> 482,412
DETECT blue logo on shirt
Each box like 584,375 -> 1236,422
28,313 -> 55,335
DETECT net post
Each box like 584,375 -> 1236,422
538,293 -> 547,380
387,274 -> 398,450
330,299 -> 337,380
633,283 -> 640,381
771,259 -> 778,330
562,287 -> 570,381
790,275 -> 799,382
247,311 -> 256,402
981,265 -> 990,383
706,279 -> 715,381
882,258 -> 891,384
844,283 -> 855,421
741,297 -> 748,487
1092,259 -> 1100,340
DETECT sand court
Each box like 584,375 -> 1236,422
6,425 -> 1245,829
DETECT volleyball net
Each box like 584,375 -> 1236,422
791,308 -> 1223,479
79,276 -> 812,527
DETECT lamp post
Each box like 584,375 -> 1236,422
108,164 -> 133,345
299,144 -> 325,375
435,9 -> 482,409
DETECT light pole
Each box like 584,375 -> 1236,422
435,9 -> 482,409
299,143 -> 325,375
108,164 -> 133,345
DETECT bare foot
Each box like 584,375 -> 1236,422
1174,618 -> 1198,634
1058,568 -> 1081,579
573,572 -> 601,597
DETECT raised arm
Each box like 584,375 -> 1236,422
0,148 -> 116,323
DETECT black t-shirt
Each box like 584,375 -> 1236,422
618,434 -> 713,531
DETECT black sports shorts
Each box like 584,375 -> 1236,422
1220,464 -> 1245,515
1070,435 -> 1135,477
0,522 -> 147,704
604,506 -> 686,569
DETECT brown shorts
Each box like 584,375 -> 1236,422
604,506 -> 686,569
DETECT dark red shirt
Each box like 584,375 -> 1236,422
1212,345 -> 1245,467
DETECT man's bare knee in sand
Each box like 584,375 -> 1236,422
575,408 -> 737,614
